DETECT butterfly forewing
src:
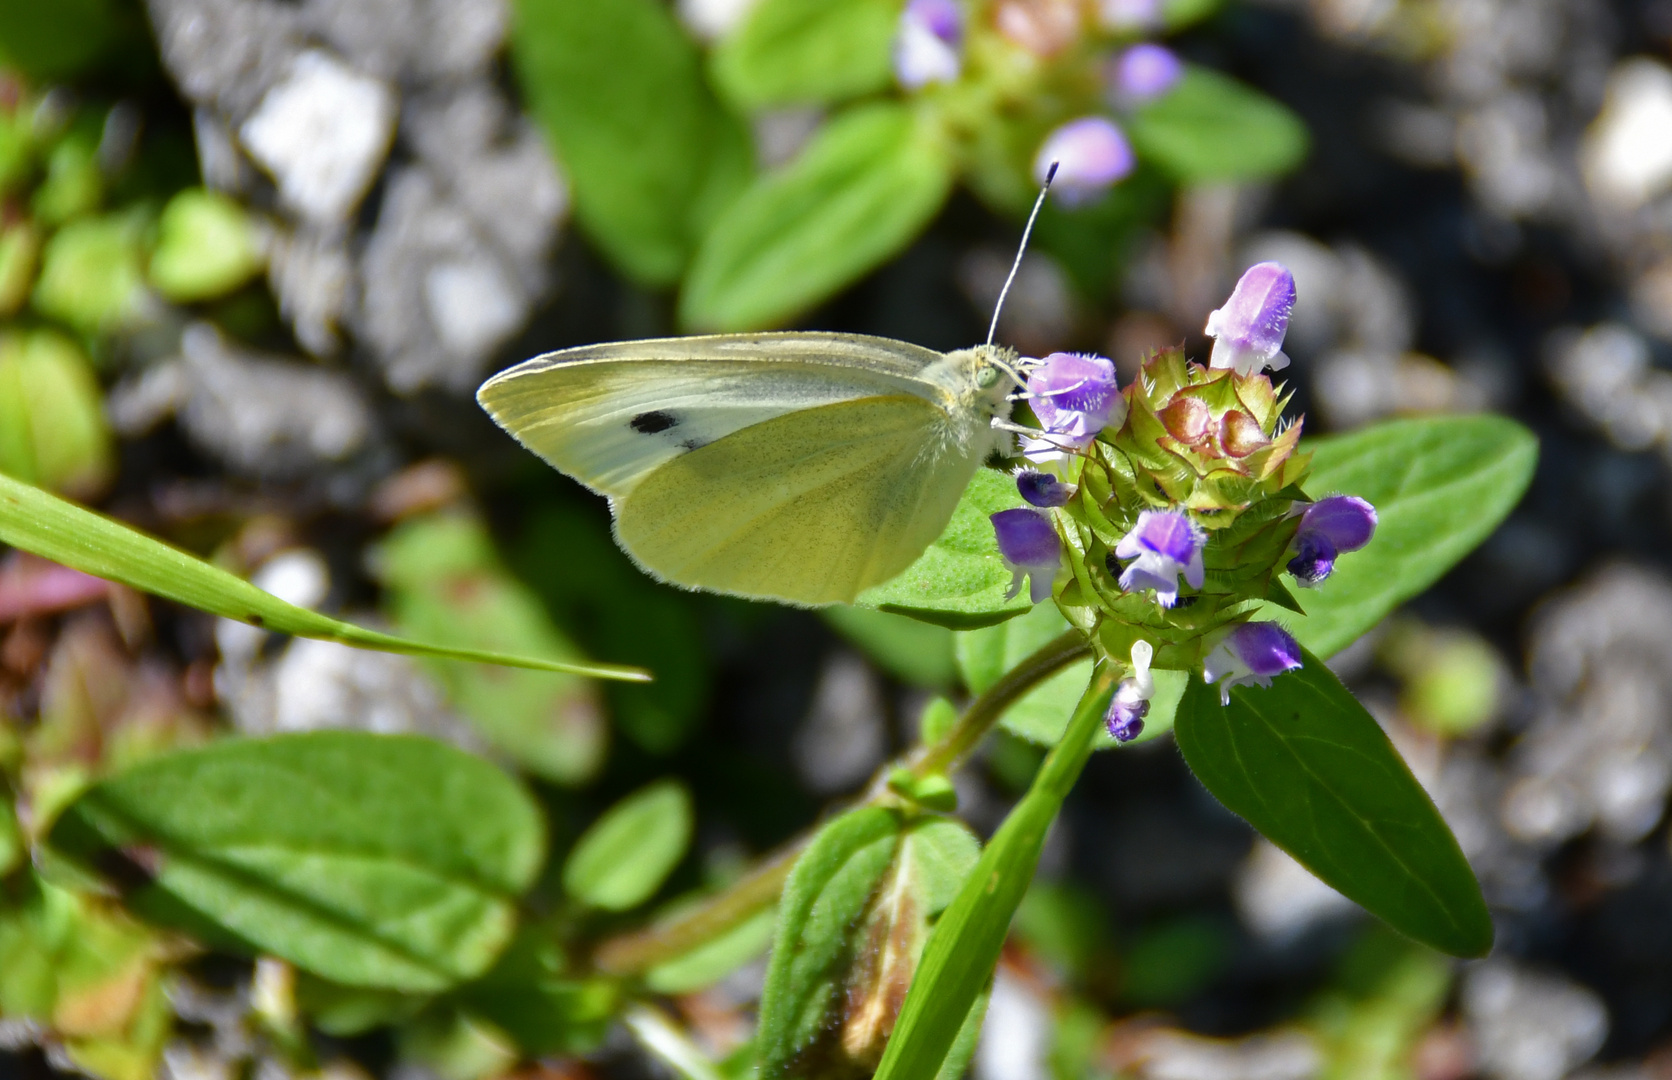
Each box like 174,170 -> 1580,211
613,396 -> 979,605
477,333 -> 949,498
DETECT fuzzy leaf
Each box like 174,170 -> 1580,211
711,0 -> 897,109
1128,67 -> 1308,182
563,780 -> 694,912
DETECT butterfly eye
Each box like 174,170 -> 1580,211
977,366 -> 1001,388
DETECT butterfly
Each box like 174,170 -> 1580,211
477,166 -> 1061,607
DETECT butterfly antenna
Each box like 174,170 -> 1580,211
986,161 -> 1057,347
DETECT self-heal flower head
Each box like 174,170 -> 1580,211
1113,509 -> 1205,608
1108,44 -> 1183,106
1288,495 -> 1378,587
992,508 -> 1060,604
1203,622 -> 1302,705
1016,470 -> 1074,508
894,0 -> 963,90
1205,261 -> 1297,377
1106,640 -> 1155,742
1034,118 -> 1135,207
1021,351 -> 1123,461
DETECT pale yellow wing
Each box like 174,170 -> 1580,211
612,395 -> 979,606
476,333 -> 947,498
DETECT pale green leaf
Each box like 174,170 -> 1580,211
563,780 -> 694,912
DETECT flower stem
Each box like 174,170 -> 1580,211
590,626 -> 1093,977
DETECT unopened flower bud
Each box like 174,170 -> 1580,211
1022,351 -> 1123,460
894,0 -> 963,90
1203,622 -> 1302,705
1106,640 -> 1155,742
1205,261 -> 1296,377
991,508 -> 1060,604
1034,117 -> 1135,206
1107,44 -> 1182,106
1287,495 -> 1377,586
1112,509 -> 1204,608
1016,470 -> 1074,507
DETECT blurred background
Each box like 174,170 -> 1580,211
4,0 -> 1672,1077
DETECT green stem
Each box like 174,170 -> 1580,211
590,626 -> 1093,977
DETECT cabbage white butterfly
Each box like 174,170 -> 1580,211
477,169 -> 1059,607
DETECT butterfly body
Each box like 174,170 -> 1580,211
478,332 -> 1018,606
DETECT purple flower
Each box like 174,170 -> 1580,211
992,508 -> 1060,604
1106,640 -> 1155,743
1203,622 -> 1302,705
1113,509 -> 1205,607
1021,351 -> 1123,460
895,0 -> 963,90
1287,495 -> 1378,587
1034,117 -> 1135,207
1205,262 -> 1297,377
1016,470 -> 1074,507
1108,44 -> 1183,106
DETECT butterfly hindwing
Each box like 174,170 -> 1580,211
613,395 -> 980,605
477,333 -> 947,498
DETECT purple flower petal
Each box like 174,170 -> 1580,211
1016,470 -> 1073,507
1034,117 -> 1135,206
1135,510 -> 1199,563
1026,351 -> 1120,441
1203,621 -> 1302,704
1301,495 -> 1377,552
1205,262 -> 1297,376
1286,531 -> 1337,586
895,0 -> 963,89
1109,44 -> 1182,105
1105,694 -> 1148,742
992,508 -> 1060,604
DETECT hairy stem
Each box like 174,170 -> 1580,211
591,626 -> 1094,978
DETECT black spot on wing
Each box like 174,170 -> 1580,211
679,437 -> 709,452
630,410 -> 678,434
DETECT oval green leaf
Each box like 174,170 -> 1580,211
681,102 -> 955,331
1128,66 -> 1309,183
711,0 -> 897,110
1266,415 -> 1538,658
46,732 -> 546,992
563,780 -> 694,911
1174,652 -> 1492,958
859,467 -> 1033,629
0,472 -> 648,681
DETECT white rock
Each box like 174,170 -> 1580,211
975,969 -> 1052,1080
1233,838 -> 1356,943
1582,58 -> 1672,211
240,50 -> 396,225
792,651 -> 888,795
423,259 -> 525,362
677,0 -> 761,41
1463,961 -> 1608,1080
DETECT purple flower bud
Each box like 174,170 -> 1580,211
1113,509 -> 1205,608
1203,622 -> 1302,705
1105,640 -> 1155,742
1287,495 -> 1378,587
1022,352 -> 1123,461
1205,262 -> 1297,377
991,508 -> 1060,604
1016,470 -> 1074,507
1034,117 -> 1135,207
1108,44 -> 1183,106
895,0 -> 963,90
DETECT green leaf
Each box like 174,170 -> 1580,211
710,0 -> 897,110
757,806 -> 901,1079
457,921 -> 618,1056
956,604 -> 1093,746
0,0 -> 131,80
874,667 -> 1115,1080
823,605 -> 957,688
1263,415 -> 1539,658
509,0 -> 752,285
47,732 -> 546,991
646,906 -> 777,995
563,780 -> 694,912
1128,67 -> 1309,183
0,472 -> 648,681
682,102 -> 954,331
32,211 -> 148,335
902,817 -> 980,916
148,189 -> 266,302
859,468 -> 1033,629
1174,652 -> 1492,958
0,329 -> 113,499
374,513 -> 609,785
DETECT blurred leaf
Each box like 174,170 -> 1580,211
757,805 -> 901,1079
1120,916 -> 1233,1006
711,0 -> 897,110
823,605 -> 957,688
48,732 -> 546,991
295,975 -> 427,1037
397,1010 -> 518,1080
458,922 -> 618,1056
1309,927 -> 1452,1080
874,667 -> 1114,1080
859,467 -> 1032,629
32,211 -> 147,335
148,189 -> 266,302
1174,653 -> 1492,958
563,780 -> 694,911
1162,0 -> 1224,29
1032,169 -> 1169,299
682,102 -> 954,331
1257,416 -> 1539,657
0,220 -> 40,315
0,474 -> 649,680
32,123 -> 103,226
0,794 -> 20,876
646,905 -> 777,994
510,0 -> 752,285
1128,67 -> 1309,183
957,604 -> 1094,746
0,329 -> 113,498
0,0 -> 138,79
513,506 -> 709,754
375,512 -> 611,784
1013,881 -> 1110,983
